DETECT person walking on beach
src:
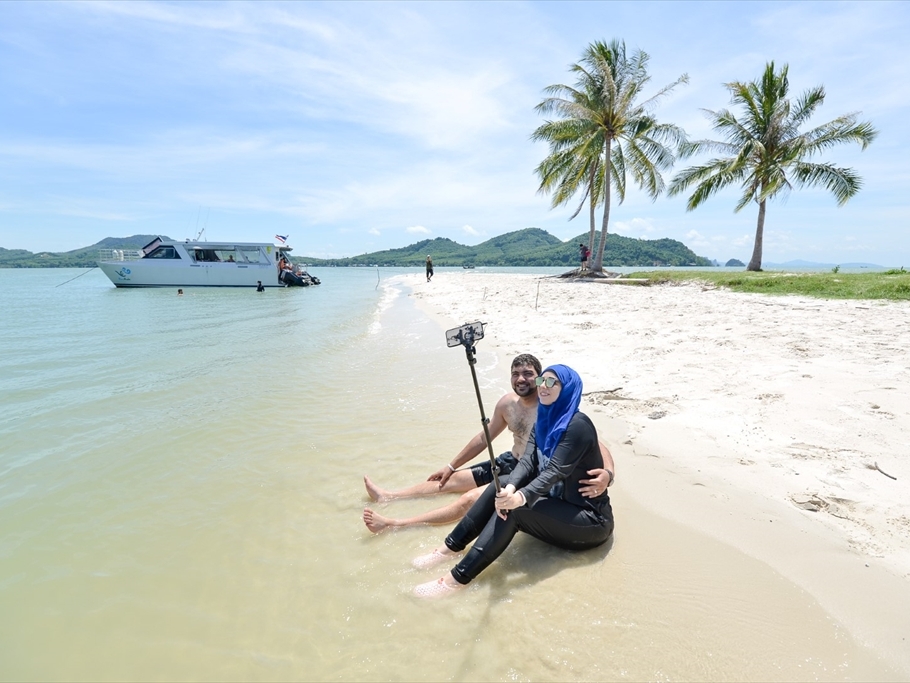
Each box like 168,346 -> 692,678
362,354 -> 614,532
426,255 -> 434,282
412,364 -> 614,598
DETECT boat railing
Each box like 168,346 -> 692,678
98,248 -> 143,261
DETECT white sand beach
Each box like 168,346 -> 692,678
406,271 -> 910,674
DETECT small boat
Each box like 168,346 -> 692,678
462,264 -> 476,269
98,237 -> 321,288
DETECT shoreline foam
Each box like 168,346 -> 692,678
401,270 -> 910,675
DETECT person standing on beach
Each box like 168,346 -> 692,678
579,243 -> 590,271
426,255 -> 434,282
362,354 -> 614,532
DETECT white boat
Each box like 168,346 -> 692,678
98,237 -> 320,288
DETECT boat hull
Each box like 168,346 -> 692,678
98,261 -> 280,288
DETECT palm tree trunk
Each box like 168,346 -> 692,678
587,163 -> 597,256
746,198 -> 766,271
592,138 -> 612,273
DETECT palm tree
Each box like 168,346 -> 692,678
533,88 -> 604,261
533,40 -> 688,272
668,62 -> 877,271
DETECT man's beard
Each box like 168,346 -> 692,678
513,382 -> 534,397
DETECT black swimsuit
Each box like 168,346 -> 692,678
444,412 -> 613,585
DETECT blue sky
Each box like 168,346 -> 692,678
1,1 -> 907,265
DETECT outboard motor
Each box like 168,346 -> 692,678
280,269 -> 310,286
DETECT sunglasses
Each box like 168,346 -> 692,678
535,376 -> 560,388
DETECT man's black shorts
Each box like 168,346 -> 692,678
470,451 -> 518,486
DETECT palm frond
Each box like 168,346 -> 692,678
792,162 -> 862,205
610,142 -> 627,202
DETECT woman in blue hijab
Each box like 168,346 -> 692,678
414,364 -> 614,597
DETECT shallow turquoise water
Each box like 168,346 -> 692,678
0,267 -> 487,679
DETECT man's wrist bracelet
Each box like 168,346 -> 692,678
606,469 -> 614,486
447,463 -> 456,473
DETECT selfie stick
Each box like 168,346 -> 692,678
446,322 -> 501,492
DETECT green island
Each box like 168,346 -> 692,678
0,228 -> 711,269
628,269 -> 910,300
5,229 -> 908,299
0,236 -> 168,269
304,228 -> 711,268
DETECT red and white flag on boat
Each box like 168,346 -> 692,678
275,234 -> 288,244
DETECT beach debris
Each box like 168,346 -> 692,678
789,494 -> 853,519
867,461 -> 897,481
647,410 -> 667,420
583,388 -> 632,405
790,493 -> 827,512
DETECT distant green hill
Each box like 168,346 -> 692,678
1,229 -> 712,268
300,228 -> 712,267
0,235 -> 169,268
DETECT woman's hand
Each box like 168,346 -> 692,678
495,484 -> 525,519
579,468 -> 613,498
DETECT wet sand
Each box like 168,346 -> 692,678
399,270 -> 910,677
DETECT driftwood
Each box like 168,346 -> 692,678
869,461 -> 897,481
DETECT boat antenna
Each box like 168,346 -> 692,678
192,207 -> 209,242
445,321 -> 500,492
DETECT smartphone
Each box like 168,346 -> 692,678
445,321 -> 485,348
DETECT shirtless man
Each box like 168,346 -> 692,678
362,353 -> 615,532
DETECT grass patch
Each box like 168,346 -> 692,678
625,270 -> 910,300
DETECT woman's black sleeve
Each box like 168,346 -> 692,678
518,415 -> 594,507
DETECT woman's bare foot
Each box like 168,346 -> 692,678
363,476 -> 389,502
362,508 -> 392,533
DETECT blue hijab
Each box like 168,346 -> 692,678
535,364 -> 583,460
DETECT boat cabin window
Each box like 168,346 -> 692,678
145,246 -> 181,259
240,247 -> 268,264
194,248 -> 241,263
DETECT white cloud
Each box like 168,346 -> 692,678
406,225 -> 430,234
732,234 -> 753,247
614,218 -> 656,236
462,224 -> 482,236
368,227 -> 380,236
58,208 -> 135,221
686,230 -> 704,241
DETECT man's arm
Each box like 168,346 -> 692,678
579,440 -> 616,498
428,393 -> 512,486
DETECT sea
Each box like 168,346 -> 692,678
0,267 -> 901,681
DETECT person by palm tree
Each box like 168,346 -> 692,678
533,40 -> 688,273
668,61 -> 877,271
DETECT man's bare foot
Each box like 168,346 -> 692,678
363,476 -> 389,502
363,508 -> 392,533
